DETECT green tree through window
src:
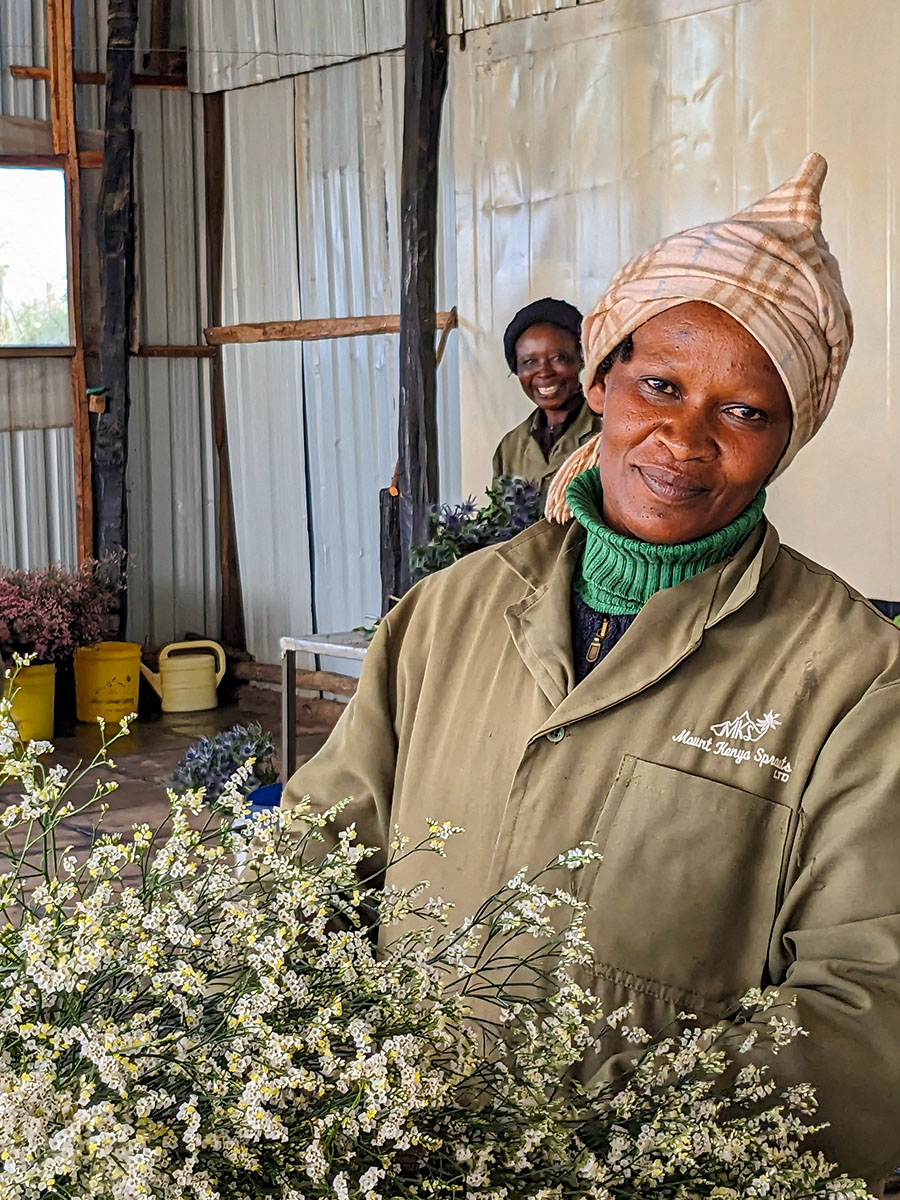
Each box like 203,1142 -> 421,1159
0,167 -> 70,347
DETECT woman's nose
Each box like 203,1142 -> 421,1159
656,408 -> 717,460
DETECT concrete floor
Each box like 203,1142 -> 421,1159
1,684 -> 332,841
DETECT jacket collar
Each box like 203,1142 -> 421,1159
494,517 -> 780,726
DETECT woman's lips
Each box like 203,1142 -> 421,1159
636,465 -> 711,501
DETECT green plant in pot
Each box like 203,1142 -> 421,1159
171,721 -> 280,810
410,474 -> 543,583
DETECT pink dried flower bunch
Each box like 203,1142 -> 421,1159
0,559 -> 122,665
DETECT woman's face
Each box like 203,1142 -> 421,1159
514,324 -> 583,414
587,302 -> 792,544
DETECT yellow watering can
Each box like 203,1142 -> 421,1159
140,640 -> 226,713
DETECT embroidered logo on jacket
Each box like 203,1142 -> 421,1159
708,710 -> 781,743
671,709 -> 793,783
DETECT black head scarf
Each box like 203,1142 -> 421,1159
503,297 -> 583,373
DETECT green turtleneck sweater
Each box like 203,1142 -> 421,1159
567,467 -> 766,617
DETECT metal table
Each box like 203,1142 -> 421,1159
280,632 -> 370,777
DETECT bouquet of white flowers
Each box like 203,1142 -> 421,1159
0,663 -> 871,1200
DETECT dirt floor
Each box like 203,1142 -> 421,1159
2,682 -> 333,845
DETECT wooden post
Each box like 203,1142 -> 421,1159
392,0 -> 448,599
203,92 -> 246,650
46,0 -> 92,560
93,0 -> 137,579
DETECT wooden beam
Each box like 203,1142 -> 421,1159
83,343 -> 217,359
394,0 -> 449,596
144,0 -> 173,76
135,343 -> 217,358
232,660 -> 357,699
434,305 -> 457,367
0,152 -> 65,168
93,0 -> 137,584
47,0 -> 92,561
0,345 -> 74,358
10,64 -> 187,90
203,310 -> 457,346
203,91 -> 246,651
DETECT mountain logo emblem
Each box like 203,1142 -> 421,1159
709,710 -> 781,743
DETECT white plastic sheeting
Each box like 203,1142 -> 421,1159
220,79 -> 314,666
452,0 -> 900,601
188,0 -> 405,93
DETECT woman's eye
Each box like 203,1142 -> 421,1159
553,354 -> 572,365
726,404 -> 768,424
645,378 -> 677,396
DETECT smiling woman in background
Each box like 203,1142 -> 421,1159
491,297 -> 603,497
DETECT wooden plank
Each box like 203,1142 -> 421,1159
394,0 -> 449,596
0,152 -> 65,168
144,0 -> 173,76
135,343 -> 217,358
233,660 -> 358,698
47,0 -> 92,561
83,343 -> 217,359
0,345 -> 75,358
203,91 -> 246,651
93,0 -> 137,582
434,304 -> 457,367
10,64 -> 187,90
204,309 -> 457,346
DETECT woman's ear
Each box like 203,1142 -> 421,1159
586,374 -> 606,416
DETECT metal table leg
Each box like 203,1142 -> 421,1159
282,648 -> 297,779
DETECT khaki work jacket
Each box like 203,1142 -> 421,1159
285,518 -> 900,1186
491,401 -> 602,496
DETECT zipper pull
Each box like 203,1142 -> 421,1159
585,616 -> 610,664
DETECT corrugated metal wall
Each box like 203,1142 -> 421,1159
220,79 -> 314,666
296,53 -> 459,671
127,89 -> 219,647
218,56 -> 459,666
0,0 -> 220,645
0,0 -> 77,569
71,0 -> 220,647
453,0 -> 900,601
187,0 -> 406,93
186,0 -> 613,93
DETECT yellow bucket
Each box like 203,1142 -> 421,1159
5,663 -> 56,743
74,641 -> 141,725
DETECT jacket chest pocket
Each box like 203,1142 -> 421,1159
580,755 -> 793,1009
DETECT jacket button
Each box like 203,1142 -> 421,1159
545,727 -> 565,743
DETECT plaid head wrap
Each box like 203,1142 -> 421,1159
545,154 -> 853,523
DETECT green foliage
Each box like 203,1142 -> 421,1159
410,474 -> 543,583
0,263 -> 69,347
171,721 -> 278,805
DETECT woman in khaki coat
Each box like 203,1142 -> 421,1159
285,156 -> 900,1189
491,297 -> 602,497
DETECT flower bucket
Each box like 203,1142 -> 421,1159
74,641 -> 141,725
5,662 -> 55,742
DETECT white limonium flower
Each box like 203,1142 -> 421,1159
0,662 -> 875,1200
